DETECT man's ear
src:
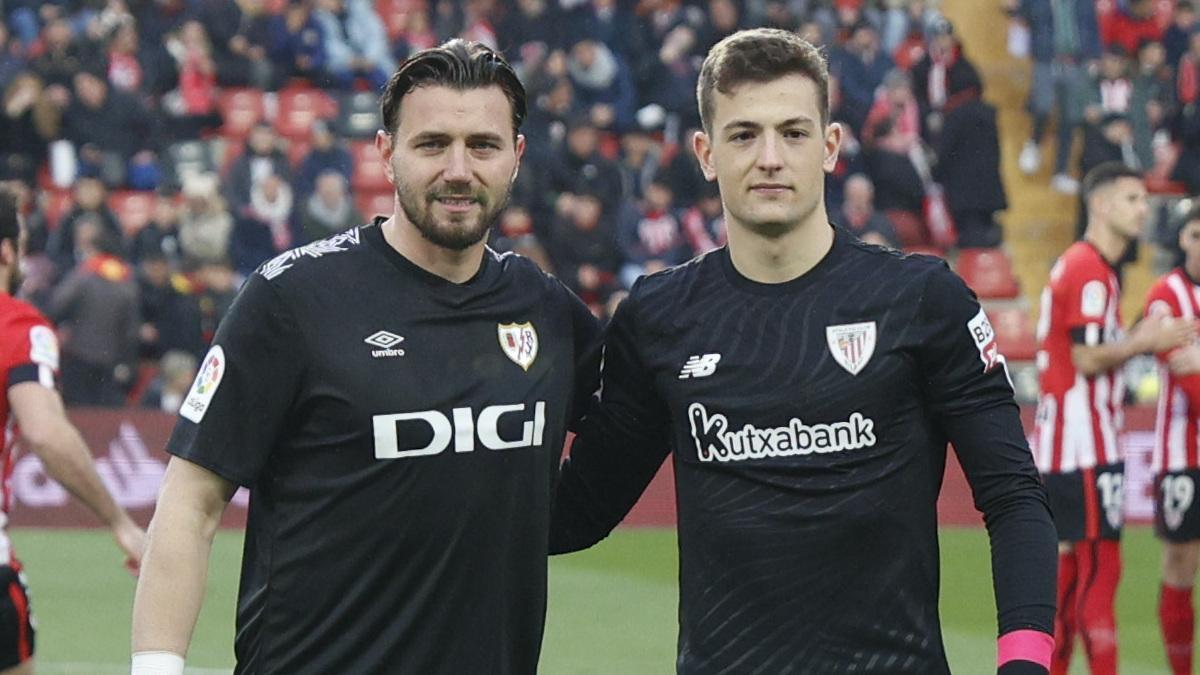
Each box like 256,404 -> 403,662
693,129 -> 717,182
375,129 -> 396,184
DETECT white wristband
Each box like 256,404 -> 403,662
131,651 -> 185,675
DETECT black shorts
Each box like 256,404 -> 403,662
1156,468 -> 1200,542
1043,463 -> 1124,542
0,564 -> 34,669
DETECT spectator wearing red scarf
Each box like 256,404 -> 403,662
46,218 -> 139,407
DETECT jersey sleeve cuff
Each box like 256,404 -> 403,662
1068,324 -> 1103,346
997,629 -> 1052,671
165,444 -> 257,489
7,363 -> 54,389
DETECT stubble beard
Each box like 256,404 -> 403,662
396,176 -> 509,252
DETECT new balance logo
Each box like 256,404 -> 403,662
365,331 -> 406,358
679,354 -> 721,379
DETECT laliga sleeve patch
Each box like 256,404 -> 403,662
1081,280 -> 1107,318
1148,299 -> 1173,318
28,325 -> 59,371
967,308 -> 1002,373
180,345 -> 225,424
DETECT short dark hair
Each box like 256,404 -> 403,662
0,187 -> 18,245
696,28 -> 829,134
380,39 -> 527,139
1082,162 -> 1142,201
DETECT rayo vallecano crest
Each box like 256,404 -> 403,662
498,322 -> 539,371
825,321 -> 876,376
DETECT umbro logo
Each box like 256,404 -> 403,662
365,331 -> 406,358
679,354 -> 720,379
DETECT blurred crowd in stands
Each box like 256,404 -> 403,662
0,0 -> 1196,409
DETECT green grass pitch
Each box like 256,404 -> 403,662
9,527 -> 1172,674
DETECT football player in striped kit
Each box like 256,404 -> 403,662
1144,204 -> 1200,675
0,188 -> 145,675
1034,163 -> 1196,675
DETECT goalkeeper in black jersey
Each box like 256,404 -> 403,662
551,28 -> 1058,675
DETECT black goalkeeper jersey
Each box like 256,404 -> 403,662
167,220 -> 601,674
552,226 -> 1056,674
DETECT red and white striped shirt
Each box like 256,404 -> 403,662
0,294 -> 60,566
1034,242 -> 1125,474
1146,268 -> 1200,473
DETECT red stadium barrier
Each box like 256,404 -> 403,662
8,406 -> 1160,529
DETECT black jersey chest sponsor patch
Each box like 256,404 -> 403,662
687,402 -> 877,463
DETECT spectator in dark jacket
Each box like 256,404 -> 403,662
934,69 -> 1006,248
135,250 -> 203,360
30,17 -> 83,89
61,69 -> 160,188
830,21 -> 894,133
547,189 -> 621,312
567,39 -> 638,131
497,0 -> 565,58
547,113 -> 624,222
47,221 -> 140,407
47,176 -> 122,274
568,0 -> 649,65
295,120 -> 353,197
268,0 -> 327,82
908,17 -> 981,142
224,123 -> 292,214
128,188 -> 184,267
1164,1 -> 1198,70
191,0 -> 274,89
0,72 -> 53,184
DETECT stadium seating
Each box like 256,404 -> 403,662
275,86 -> 339,141
956,248 -> 1020,300
217,88 -> 267,140
987,305 -> 1038,362
350,141 -> 392,192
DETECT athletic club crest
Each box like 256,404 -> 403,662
498,322 -> 539,371
825,322 -> 877,376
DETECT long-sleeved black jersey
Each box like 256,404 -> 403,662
552,227 -> 1057,674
